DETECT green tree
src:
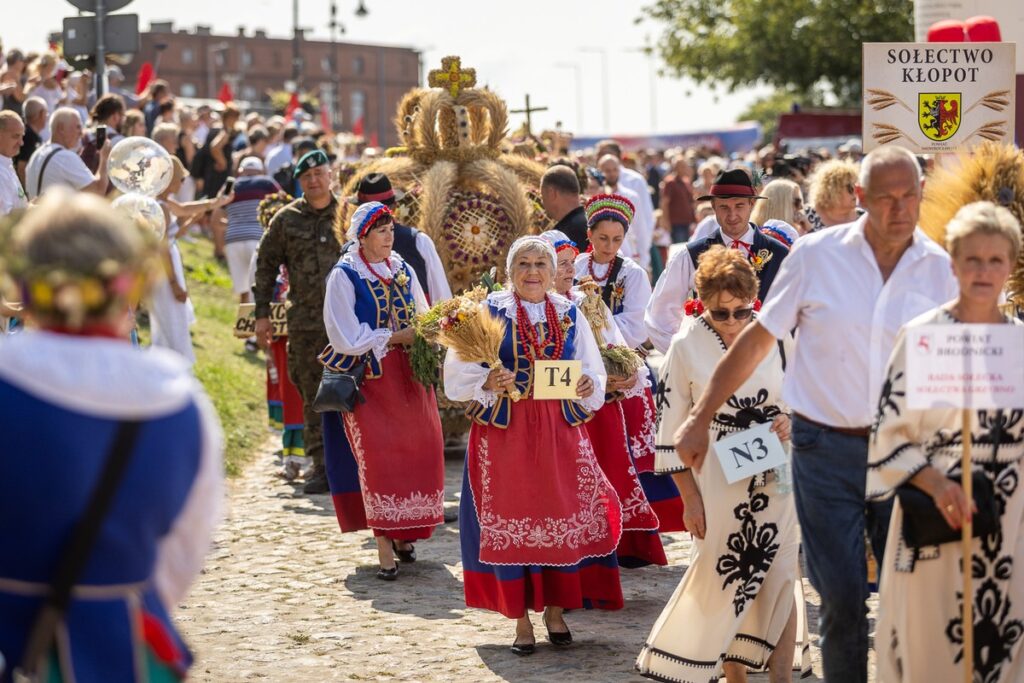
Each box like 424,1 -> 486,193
639,0 -> 914,107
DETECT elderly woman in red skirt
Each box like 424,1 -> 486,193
543,229 -> 666,568
320,202 -> 445,580
444,235 -> 623,655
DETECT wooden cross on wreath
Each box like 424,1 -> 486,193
428,56 -> 477,98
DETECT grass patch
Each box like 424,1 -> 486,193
137,237 -> 267,476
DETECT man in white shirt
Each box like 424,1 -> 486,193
0,111 -> 27,216
672,145 -> 958,683
25,107 -> 111,199
597,140 -> 654,270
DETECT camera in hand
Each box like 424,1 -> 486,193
223,177 -> 236,195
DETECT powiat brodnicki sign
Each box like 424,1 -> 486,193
862,42 -> 1016,154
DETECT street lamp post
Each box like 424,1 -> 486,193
581,47 -> 609,133
553,62 -> 583,132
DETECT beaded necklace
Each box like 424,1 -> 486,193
358,248 -> 393,287
588,254 -> 613,283
514,293 -> 565,361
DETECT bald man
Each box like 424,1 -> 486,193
25,107 -> 111,199
0,111 -> 27,216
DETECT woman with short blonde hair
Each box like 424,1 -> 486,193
869,200 -> 1024,681
805,159 -> 861,230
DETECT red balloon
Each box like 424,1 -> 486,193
927,19 -> 966,42
965,15 -> 1001,42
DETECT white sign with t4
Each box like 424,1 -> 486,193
533,360 -> 582,400
712,422 -> 788,485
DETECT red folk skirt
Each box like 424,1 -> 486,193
462,398 -> 624,617
585,401 -> 667,568
623,385 -> 686,533
339,348 -> 445,540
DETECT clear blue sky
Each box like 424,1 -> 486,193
6,0 -> 770,136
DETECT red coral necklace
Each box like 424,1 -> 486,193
358,248 -> 393,287
514,293 -> 565,361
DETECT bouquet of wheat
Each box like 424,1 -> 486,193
575,276 -> 643,380
433,294 -> 521,401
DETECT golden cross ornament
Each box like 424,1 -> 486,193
428,56 -> 477,98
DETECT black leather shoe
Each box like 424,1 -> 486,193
376,565 -> 398,581
392,540 -> 416,563
302,467 -> 329,494
510,639 -> 535,656
443,508 -> 459,523
544,620 -> 573,646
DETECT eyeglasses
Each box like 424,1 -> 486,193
708,307 -> 754,322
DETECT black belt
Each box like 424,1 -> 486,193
793,412 -> 871,438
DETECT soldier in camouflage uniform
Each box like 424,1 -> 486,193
254,150 -> 339,494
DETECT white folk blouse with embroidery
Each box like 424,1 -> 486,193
442,290 -> 608,414
573,253 -> 652,349
568,288 -> 649,399
645,225 -> 757,354
323,250 -> 430,362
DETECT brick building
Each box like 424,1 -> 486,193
119,22 -> 421,148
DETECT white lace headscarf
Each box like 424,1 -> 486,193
505,235 -> 556,281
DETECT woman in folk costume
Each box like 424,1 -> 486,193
637,246 -> 811,682
320,201 -> 445,580
543,229 -> 667,568
868,202 -> 1024,682
444,235 -> 623,655
0,193 -> 223,682
575,193 -> 686,533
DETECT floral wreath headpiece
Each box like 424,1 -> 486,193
759,225 -> 793,247
584,193 -> 635,230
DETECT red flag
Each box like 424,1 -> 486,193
284,92 -> 301,118
320,102 -> 332,133
217,82 -> 234,104
369,131 -> 379,147
352,116 -> 364,137
136,62 -> 154,95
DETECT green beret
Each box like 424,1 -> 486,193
293,150 -> 329,179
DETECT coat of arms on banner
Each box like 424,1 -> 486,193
918,93 -> 961,141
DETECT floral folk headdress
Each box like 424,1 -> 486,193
584,193 -> 635,231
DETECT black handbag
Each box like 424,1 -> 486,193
312,363 -> 367,413
896,471 -> 998,548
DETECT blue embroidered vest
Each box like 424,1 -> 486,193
687,224 -> 789,302
319,260 -> 417,379
466,303 -> 593,429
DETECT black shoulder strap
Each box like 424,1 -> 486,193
600,256 -> 625,308
35,146 -> 63,197
777,338 -> 787,372
17,420 -> 142,678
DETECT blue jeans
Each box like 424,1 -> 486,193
790,416 -> 893,683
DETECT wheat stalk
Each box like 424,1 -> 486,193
964,90 -> 1011,116
866,88 -> 913,113
965,121 -> 1008,143
871,123 -> 908,145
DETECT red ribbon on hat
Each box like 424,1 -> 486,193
709,184 -> 757,196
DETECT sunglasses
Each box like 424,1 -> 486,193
708,307 -> 754,322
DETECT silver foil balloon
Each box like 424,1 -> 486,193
107,136 -> 174,198
112,193 -> 167,237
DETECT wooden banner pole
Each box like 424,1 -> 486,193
961,407 -> 974,683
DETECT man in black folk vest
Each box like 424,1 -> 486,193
349,174 -> 452,304
644,169 -> 790,353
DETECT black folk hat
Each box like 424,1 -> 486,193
697,168 -> 766,201
349,172 -> 406,206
